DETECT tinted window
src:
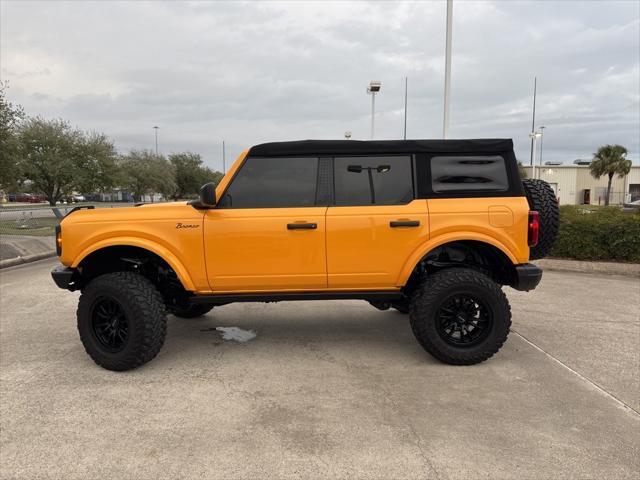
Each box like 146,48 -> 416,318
334,156 -> 413,206
431,155 -> 508,193
219,157 -> 318,208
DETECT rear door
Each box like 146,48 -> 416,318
326,155 -> 429,289
204,156 -> 327,292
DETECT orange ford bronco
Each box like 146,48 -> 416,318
52,139 -> 559,371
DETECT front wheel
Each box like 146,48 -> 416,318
410,268 -> 511,365
77,272 -> 167,371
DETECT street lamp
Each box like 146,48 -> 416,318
367,81 -> 381,140
539,125 -> 546,166
153,126 -> 159,155
529,131 -> 542,179
347,164 -> 390,204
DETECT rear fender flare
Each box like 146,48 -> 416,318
397,232 -> 518,286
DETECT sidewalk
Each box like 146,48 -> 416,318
0,235 -> 55,267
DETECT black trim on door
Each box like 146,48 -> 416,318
390,220 -> 420,228
287,223 -> 317,230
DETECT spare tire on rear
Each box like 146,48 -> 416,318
522,178 -> 559,260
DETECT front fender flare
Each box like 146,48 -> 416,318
71,236 -> 197,292
396,232 -> 518,287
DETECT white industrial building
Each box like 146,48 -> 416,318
521,164 -> 640,205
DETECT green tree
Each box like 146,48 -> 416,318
169,152 -> 223,199
18,117 -> 119,205
76,132 -> 120,194
119,150 -> 176,202
589,144 -> 632,206
0,82 -> 25,191
18,117 -> 82,205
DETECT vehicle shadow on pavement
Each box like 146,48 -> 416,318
159,300 -> 439,366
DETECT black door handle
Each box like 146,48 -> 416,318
287,222 -> 317,230
390,220 -> 420,228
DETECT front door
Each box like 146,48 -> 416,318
204,156 -> 327,292
326,155 -> 429,289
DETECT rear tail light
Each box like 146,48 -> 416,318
528,211 -> 539,247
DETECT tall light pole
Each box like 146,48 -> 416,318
443,0 -> 453,139
403,76 -> 408,140
529,131 -> 542,179
367,81 -> 381,140
539,125 -> 546,166
153,126 -> 159,155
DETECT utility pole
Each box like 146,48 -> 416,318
443,0 -> 453,139
222,140 -> 226,173
529,77 -> 537,166
403,76 -> 408,140
153,126 -> 159,155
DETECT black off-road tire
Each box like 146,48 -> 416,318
409,268 -> 511,365
77,272 -> 167,371
522,178 -> 559,260
171,304 -> 213,319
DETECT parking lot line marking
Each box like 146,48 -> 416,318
512,330 -> 639,417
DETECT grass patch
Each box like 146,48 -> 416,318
0,217 -> 59,236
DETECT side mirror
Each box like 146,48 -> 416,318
199,182 -> 217,207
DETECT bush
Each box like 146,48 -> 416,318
550,206 -> 640,262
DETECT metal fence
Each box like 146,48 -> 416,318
0,203 -> 136,237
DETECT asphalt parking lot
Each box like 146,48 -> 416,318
1,258 -> 638,479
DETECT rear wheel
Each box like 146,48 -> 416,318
171,304 -> 213,319
522,178 -> 559,259
77,272 -> 167,371
410,268 -> 511,365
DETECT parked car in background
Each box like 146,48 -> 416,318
622,199 -> 640,213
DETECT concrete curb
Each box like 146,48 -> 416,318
534,258 -> 640,277
0,251 -> 56,269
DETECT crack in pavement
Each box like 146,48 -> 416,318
512,329 -> 640,417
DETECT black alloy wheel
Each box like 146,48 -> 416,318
435,294 -> 492,347
91,297 -> 129,352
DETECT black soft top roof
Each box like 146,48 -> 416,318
249,139 -> 514,157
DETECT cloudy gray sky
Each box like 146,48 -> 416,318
1,0 -> 639,170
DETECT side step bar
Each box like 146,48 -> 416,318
189,290 -> 403,305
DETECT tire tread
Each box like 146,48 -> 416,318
409,268 -> 511,365
77,272 -> 167,371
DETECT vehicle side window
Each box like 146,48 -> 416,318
334,156 -> 413,206
218,157 -> 319,208
431,155 -> 508,193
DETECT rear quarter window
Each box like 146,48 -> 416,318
431,155 -> 508,193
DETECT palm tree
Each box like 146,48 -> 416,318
589,144 -> 632,206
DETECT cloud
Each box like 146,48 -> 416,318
1,0 -> 638,169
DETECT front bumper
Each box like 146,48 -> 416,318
511,263 -> 542,291
51,265 -> 78,291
